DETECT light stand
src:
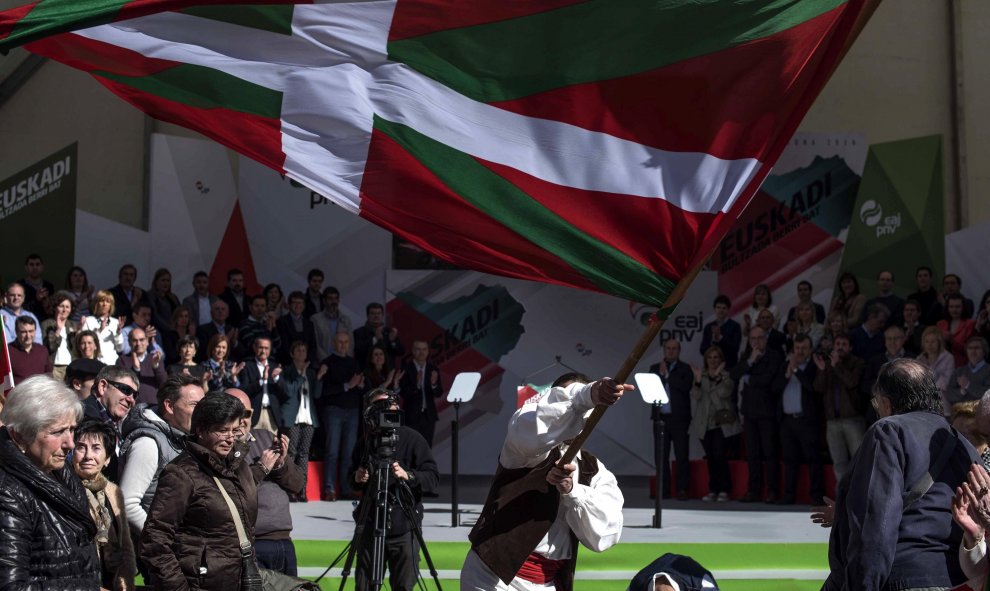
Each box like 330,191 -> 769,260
635,372 -> 669,529
446,372 -> 480,527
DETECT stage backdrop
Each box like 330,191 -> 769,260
69,132 -> 966,475
0,143 -> 77,286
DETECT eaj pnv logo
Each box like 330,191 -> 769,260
859,199 -> 901,237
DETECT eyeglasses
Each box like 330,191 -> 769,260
210,428 -> 244,441
106,380 -> 137,398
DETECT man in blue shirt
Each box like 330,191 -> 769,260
778,334 -> 822,505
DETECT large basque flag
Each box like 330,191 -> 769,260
2,0 -> 878,309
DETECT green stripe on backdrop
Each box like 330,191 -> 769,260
387,0 -> 845,103
180,5 -> 295,35
95,63 -> 283,119
293,540 -> 829,571
373,115 -> 677,307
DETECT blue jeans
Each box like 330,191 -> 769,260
323,406 -> 360,495
255,539 -> 298,576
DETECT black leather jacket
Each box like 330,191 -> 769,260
0,427 -> 101,590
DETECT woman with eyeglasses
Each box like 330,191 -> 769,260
141,393 -> 288,590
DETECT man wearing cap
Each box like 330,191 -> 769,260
461,373 -> 628,591
65,358 -> 106,399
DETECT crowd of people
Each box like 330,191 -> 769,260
1,255 -> 448,505
654,268 -> 990,506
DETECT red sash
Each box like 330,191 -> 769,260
515,552 -> 566,587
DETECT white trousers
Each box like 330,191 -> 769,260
459,550 -> 556,591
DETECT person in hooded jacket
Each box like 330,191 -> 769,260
0,375 -> 102,589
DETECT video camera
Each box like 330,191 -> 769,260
363,391 -> 403,461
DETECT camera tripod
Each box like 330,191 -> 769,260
315,456 -> 442,591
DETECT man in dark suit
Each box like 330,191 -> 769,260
181,271 -> 217,326
353,302 -> 404,369
398,340 -> 444,447
219,268 -> 250,328
17,253 -> 55,319
730,326 -> 786,503
195,300 -> 237,361
778,333 -> 823,505
649,339 -> 694,500
317,331 -> 365,501
109,264 -> 146,325
115,327 -> 167,407
276,291 -> 318,366
239,336 -> 286,431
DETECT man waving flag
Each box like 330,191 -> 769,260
1,0 -> 878,310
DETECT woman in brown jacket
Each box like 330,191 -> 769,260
140,393 -> 287,590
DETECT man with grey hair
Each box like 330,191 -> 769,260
947,337 -> 990,406
824,358 -> 978,591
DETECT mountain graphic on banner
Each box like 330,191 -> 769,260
713,154 -> 860,312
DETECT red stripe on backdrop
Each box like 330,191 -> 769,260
388,0 -> 588,41
359,129 -> 603,295
0,1 -> 40,41
475,158 -> 720,282
489,5 -> 843,161
26,33 -> 180,77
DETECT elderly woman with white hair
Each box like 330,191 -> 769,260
0,375 -> 102,589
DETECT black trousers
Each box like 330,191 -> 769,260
661,420 -> 691,494
780,414 -> 824,501
701,428 -> 733,494
356,531 -> 420,591
744,416 -> 780,496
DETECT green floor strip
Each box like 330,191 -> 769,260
303,578 -> 823,590
293,540 -> 829,571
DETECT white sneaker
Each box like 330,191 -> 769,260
716,492 -> 730,502
701,493 -> 716,502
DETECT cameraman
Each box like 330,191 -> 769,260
349,388 -> 438,591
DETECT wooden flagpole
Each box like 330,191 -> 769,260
558,262 -> 708,467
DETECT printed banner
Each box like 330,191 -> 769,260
0,144 -> 77,285
711,133 -> 866,318
841,135 -> 945,296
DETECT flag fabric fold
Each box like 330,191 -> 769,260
7,0 -> 878,308
1,324 -> 14,397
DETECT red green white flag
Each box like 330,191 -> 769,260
5,0 -> 877,309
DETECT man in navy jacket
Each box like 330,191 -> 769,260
824,358 -> 978,591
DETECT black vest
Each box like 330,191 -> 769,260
469,447 -> 599,590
